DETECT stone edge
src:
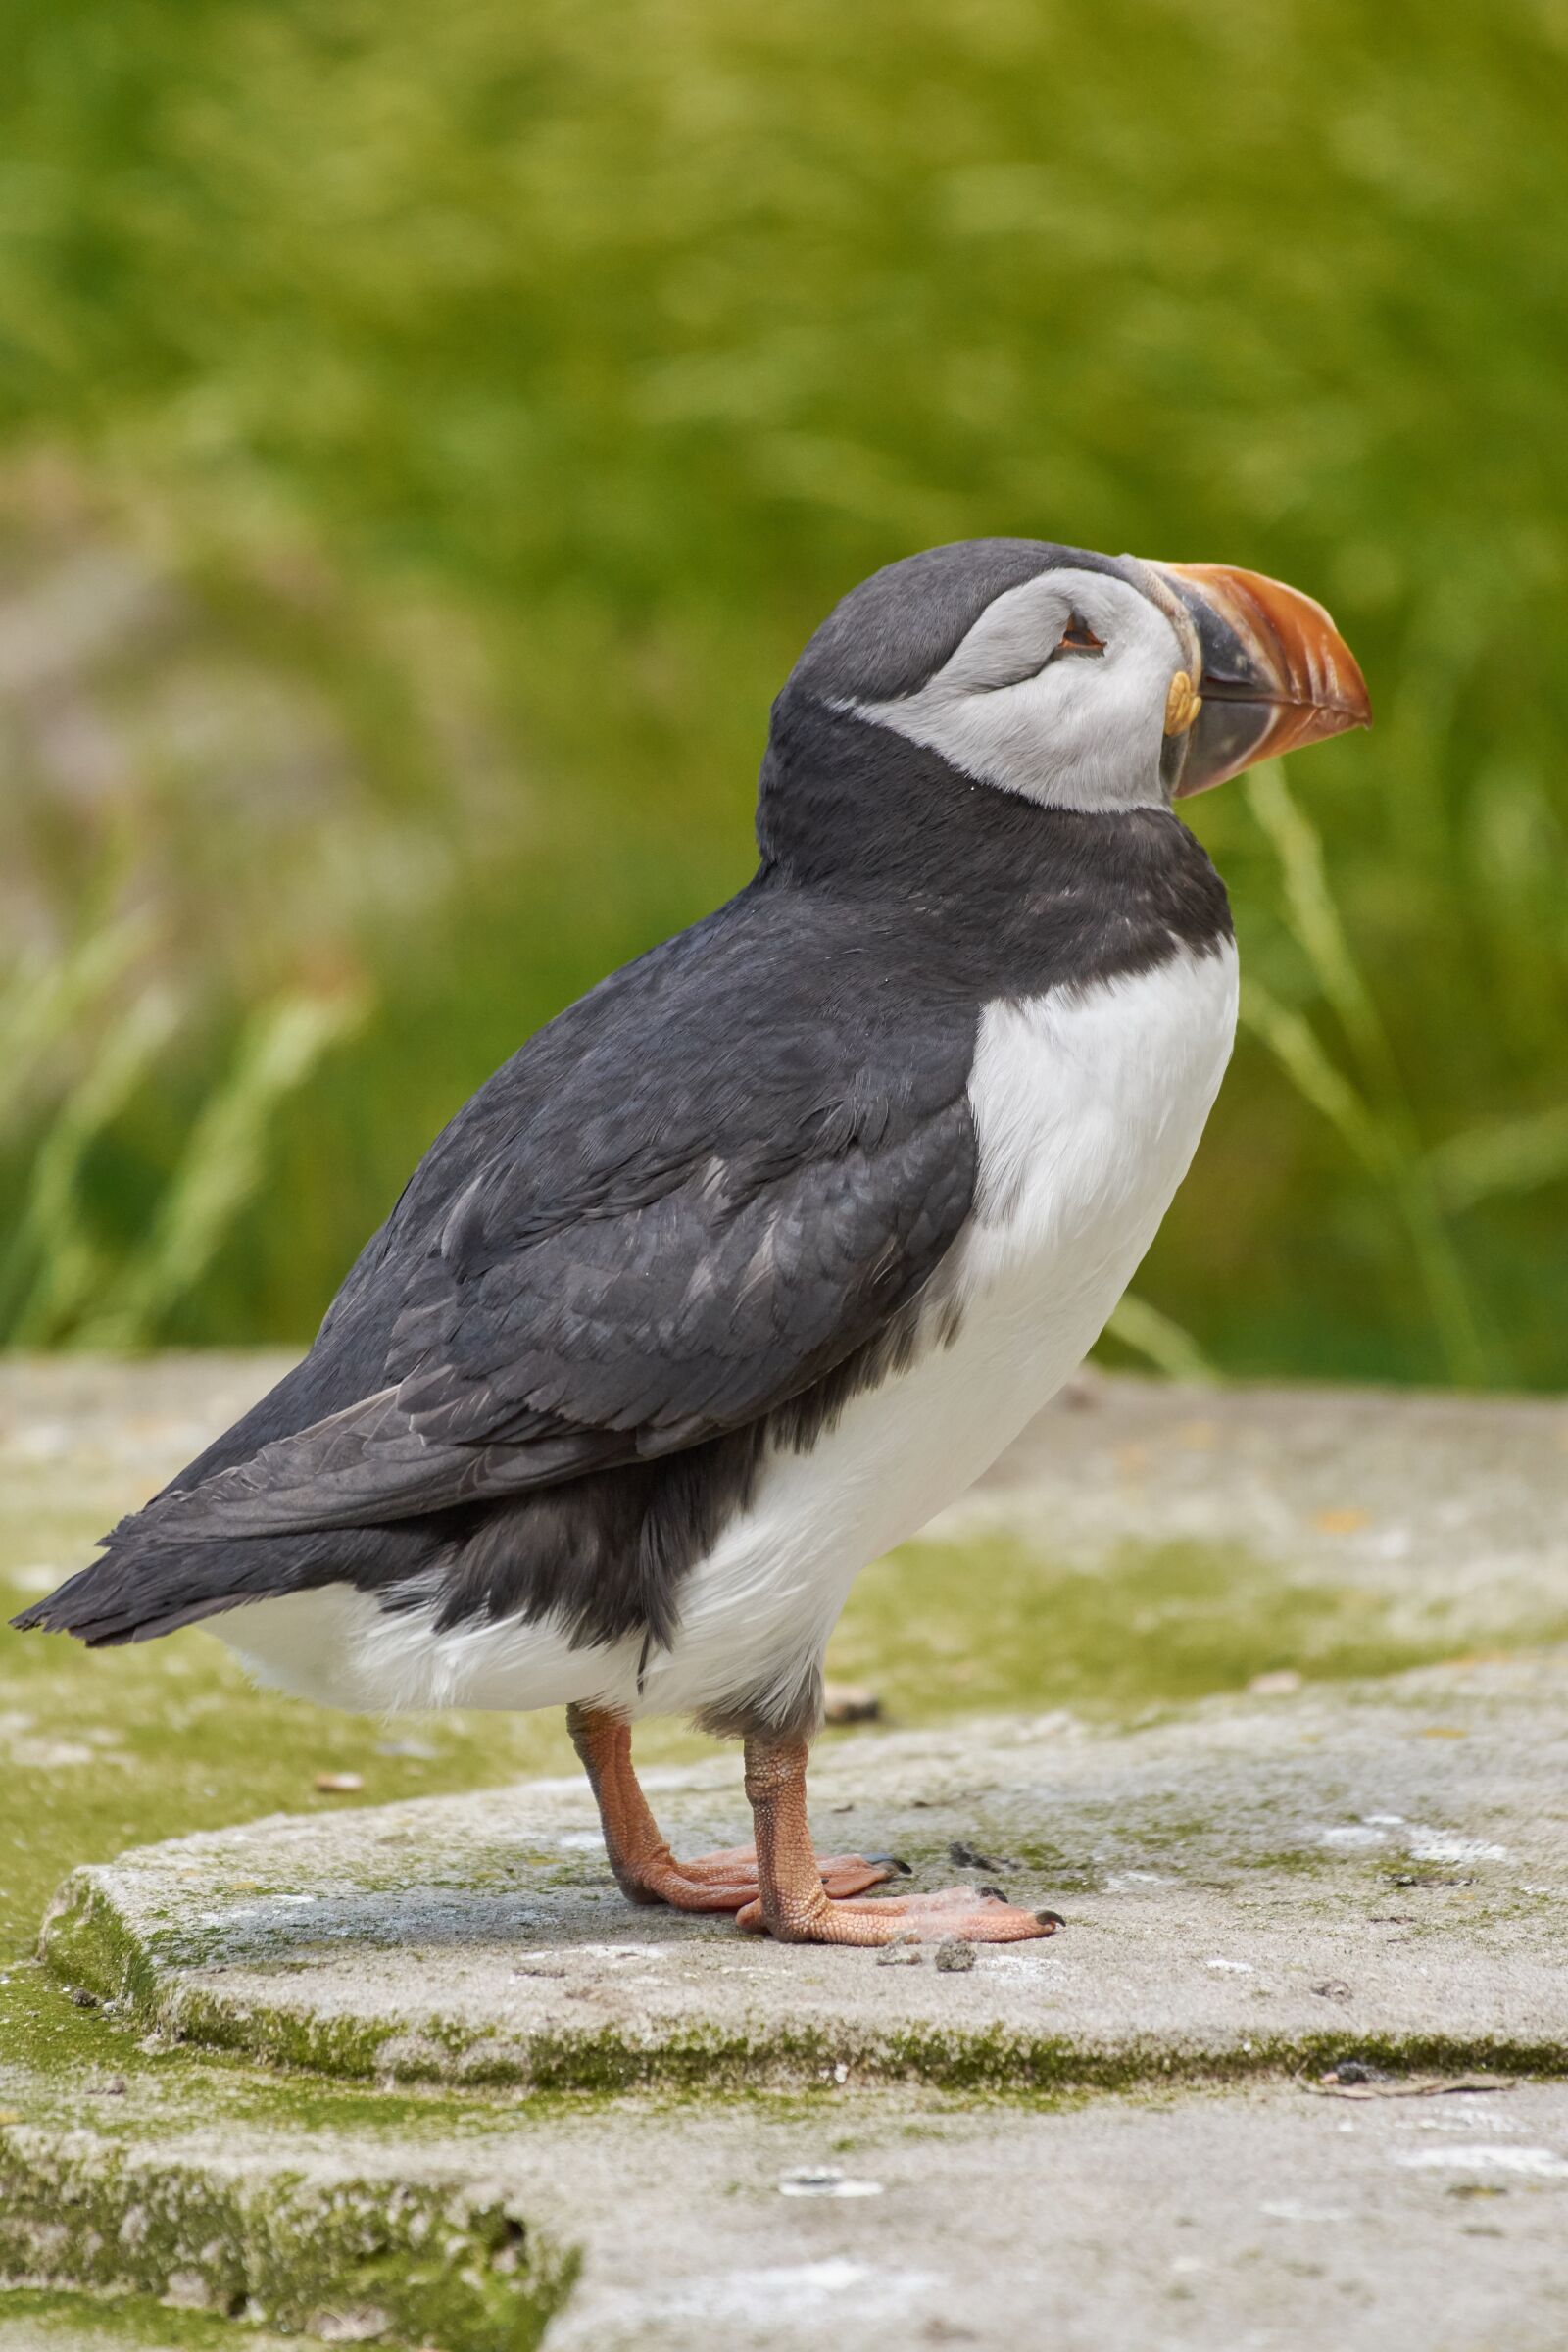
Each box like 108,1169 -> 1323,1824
39,1866 -> 1568,2097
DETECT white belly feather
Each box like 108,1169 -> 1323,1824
220,944 -> 1239,1719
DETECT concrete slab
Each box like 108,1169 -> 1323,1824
7,2080 -> 1568,2352
44,1654 -> 1568,2089
504,2078 -> 1568,2352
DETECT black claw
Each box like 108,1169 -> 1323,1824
1035,1909 -> 1066,1929
979,1885 -> 1007,1902
863,1852 -> 912,1875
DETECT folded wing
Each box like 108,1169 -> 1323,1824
119,907 -> 980,1548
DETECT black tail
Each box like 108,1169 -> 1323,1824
12,1558 -> 259,1645
11,1534 -> 315,1647
10,1517 -> 437,1648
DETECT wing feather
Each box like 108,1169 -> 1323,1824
133,900 -> 979,1546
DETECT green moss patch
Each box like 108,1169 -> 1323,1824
0,2283 -> 300,2350
826,1532 -> 1567,1722
0,2125 -> 578,2350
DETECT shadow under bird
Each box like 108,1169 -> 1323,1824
17,541 -> 1370,1946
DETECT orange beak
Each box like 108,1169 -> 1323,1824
1146,562 -> 1372,796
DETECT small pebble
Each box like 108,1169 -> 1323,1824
876,1939 -> 922,1967
950,1839 -> 1017,1874
934,1937 -> 976,1973
1322,2059 -> 1383,2085
779,2166 -> 883,2199
315,1772 -> 365,1793
67,1986 -> 99,2009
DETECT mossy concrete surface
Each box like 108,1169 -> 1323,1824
39,1654 -> 1568,2092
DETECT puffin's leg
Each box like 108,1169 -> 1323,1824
565,1705 -> 894,1913
736,1733 -> 1055,1946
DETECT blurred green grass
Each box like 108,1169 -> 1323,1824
0,0 -> 1564,1382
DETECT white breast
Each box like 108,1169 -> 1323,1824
220,942 -> 1238,1724
633,937 -> 1240,1724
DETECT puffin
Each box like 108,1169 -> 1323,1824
16,541 -> 1370,1947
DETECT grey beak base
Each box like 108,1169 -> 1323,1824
1165,576 -> 1279,796
1149,562 -> 1373,797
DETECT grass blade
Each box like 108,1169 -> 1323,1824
1104,1292 -> 1218,1383
74,988 -> 368,1350
1427,1105 -> 1568,1213
2,987 -> 182,1345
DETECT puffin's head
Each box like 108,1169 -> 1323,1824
784,538 -> 1370,813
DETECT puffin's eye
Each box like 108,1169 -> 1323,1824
1054,612 -> 1105,658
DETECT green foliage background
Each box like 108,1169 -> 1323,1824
1,0 -> 1564,1384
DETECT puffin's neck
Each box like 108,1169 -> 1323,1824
754,689 -> 1232,972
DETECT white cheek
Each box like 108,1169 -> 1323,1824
989,641 -> 1172,808
843,579 -> 1186,815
